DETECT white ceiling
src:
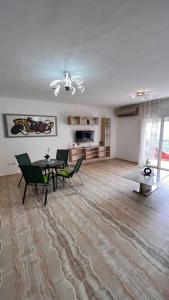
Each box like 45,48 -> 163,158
0,0 -> 169,106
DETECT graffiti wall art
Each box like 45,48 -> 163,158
3,114 -> 57,137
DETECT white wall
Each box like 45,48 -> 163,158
115,115 -> 141,163
0,97 -> 116,176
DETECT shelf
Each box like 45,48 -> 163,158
101,118 -> 111,146
68,116 -> 99,125
86,149 -> 99,152
86,157 -> 99,160
88,154 -> 99,156
69,145 -> 110,163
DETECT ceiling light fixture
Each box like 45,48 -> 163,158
130,89 -> 153,101
50,72 -> 84,96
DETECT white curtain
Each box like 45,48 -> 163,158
138,101 -> 161,167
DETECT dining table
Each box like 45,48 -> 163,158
32,158 -> 64,189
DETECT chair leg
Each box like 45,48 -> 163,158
44,187 -> 48,206
63,177 -> 66,186
18,174 -> 23,187
52,174 -> 56,192
55,175 -> 58,190
35,184 -> 38,191
70,178 -> 79,194
77,174 -> 84,186
22,184 -> 27,204
62,178 -> 79,196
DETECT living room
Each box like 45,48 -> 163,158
1,1 -> 169,300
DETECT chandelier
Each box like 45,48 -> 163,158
130,89 -> 152,101
50,72 -> 84,96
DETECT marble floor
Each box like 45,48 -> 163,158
0,159 -> 169,300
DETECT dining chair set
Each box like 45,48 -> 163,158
15,149 -> 83,205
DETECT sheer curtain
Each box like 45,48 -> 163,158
138,101 -> 161,167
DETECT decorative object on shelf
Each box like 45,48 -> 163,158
44,148 -> 50,163
50,72 -> 84,96
143,167 -> 152,176
72,143 -> 77,148
130,89 -> 153,101
3,114 -> 57,138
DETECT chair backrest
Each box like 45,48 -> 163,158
72,156 -> 83,175
15,153 -> 32,166
56,149 -> 69,166
19,165 -> 45,184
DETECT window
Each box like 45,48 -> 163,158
148,117 -> 169,170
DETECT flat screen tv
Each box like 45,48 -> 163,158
75,130 -> 94,142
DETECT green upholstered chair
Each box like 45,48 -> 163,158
56,149 -> 69,167
56,156 -> 83,192
19,165 -> 55,206
15,153 -> 32,187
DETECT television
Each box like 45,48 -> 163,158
75,130 -> 94,143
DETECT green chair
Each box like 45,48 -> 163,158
56,156 -> 84,192
56,149 -> 69,167
15,153 -> 32,187
19,165 -> 55,205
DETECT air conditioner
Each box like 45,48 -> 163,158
114,105 -> 139,117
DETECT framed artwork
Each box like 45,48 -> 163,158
3,114 -> 57,138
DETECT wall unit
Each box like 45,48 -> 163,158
68,116 -> 111,163
101,117 -> 111,146
69,146 -> 110,163
68,116 -> 99,125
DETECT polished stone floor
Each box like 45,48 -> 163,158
0,159 -> 169,300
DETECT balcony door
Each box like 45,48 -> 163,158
145,117 -> 169,170
159,118 -> 169,170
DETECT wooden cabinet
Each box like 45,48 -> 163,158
69,147 -> 86,163
85,146 -> 99,160
68,116 -> 111,163
99,146 -> 110,158
68,116 -> 99,125
101,118 -> 111,146
69,146 -> 110,163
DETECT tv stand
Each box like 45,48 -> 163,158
69,145 -> 110,163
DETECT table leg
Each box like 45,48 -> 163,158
133,183 -> 159,196
55,167 -> 57,190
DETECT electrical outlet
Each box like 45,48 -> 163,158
8,162 -> 16,166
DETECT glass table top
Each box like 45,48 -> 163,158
124,168 -> 169,186
33,159 -> 64,168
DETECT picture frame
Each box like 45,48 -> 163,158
3,114 -> 57,138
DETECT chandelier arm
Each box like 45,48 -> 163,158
70,86 -> 76,95
77,85 -> 84,93
54,85 -> 61,96
50,79 -> 62,88
71,76 -> 83,80
71,77 -> 83,85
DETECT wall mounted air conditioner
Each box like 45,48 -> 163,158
114,105 -> 139,117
